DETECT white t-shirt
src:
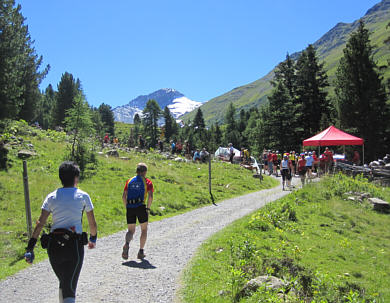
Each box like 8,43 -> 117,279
42,188 -> 94,234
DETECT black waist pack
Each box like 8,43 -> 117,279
41,229 -> 88,249
40,232 -> 50,249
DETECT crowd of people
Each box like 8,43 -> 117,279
166,139 -> 210,163
260,147 -> 359,188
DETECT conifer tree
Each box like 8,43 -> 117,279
0,0 -> 48,120
295,44 -> 330,140
223,103 -> 240,147
193,107 -> 205,130
64,94 -> 95,173
266,54 -> 300,151
142,99 -> 161,147
55,72 -> 81,126
163,106 -> 175,142
335,21 -> 389,160
36,84 -> 56,129
98,103 -> 115,136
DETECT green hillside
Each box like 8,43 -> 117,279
183,0 -> 390,125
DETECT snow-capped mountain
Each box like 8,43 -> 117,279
113,88 -> 202,123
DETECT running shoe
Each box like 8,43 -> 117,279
122,243 -> 129,260
137,249 -> 145,259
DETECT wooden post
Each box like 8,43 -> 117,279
208,155 -> 215,204
22,160 -> 33,238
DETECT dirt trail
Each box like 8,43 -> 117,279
0,177 -> 300,303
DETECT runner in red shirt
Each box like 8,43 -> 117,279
122,163 -> 154,260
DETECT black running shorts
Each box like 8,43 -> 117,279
281,169 -> 291,181
126,205 -> 148,224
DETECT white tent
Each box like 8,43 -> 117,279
214,146 -> 240,160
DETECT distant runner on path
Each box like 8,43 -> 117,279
122,163 -> 154,260
24,161 -> 98,303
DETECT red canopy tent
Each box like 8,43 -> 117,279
303,126 -> 365,163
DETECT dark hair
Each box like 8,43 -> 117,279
136,163 -> 148,174
59,161 -> 80,187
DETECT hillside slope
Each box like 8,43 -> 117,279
183,0 -> 390,125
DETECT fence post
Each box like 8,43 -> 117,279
22,160 -> 33,238
208,155 -> 215,204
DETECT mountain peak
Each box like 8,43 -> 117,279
113,89 -> 202,123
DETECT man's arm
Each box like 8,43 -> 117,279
146,191 -> 153,210
122,190 -> 127,207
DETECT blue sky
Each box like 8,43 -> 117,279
17,0 -> 380,108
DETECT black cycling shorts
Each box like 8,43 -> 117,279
281,169 -> 291,181
126,205 -> 148,224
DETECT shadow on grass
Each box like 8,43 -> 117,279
9,254 -> 24,266
122,259 -> 156,269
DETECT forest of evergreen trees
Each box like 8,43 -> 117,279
1,0 -> 389,164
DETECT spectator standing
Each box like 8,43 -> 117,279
324,147 -> 334,173
297,154 -> 307,186
228,143 -> 235,164
170,140 -> 176,155
272,151 -> 278,176
176,140 -> 183,155
104,133 -> 110,144
263,149 -> 268,174
305,152 -> 314,180
280,154 -> 293,190
352,151 -> 360,166
267,150 -> 273,175
289,151 -> 296,175
185,140 -> 192,160
200,148 -> 209,163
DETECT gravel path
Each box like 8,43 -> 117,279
0,177 -> 300,303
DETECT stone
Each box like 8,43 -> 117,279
18,150 -> 37,159
368,197 -> 390,213
241,276 -> 286,295
219,290 -> 231,296
174,157 -> 183,162
119,157 -> 130,160
106,150 -> 119,157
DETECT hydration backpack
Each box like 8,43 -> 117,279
127,175 -> 146,205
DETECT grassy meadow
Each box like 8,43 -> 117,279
0,121 -> 278,280
181,174 -> 390,303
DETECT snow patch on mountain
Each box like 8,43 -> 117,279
113,89 -> 202,124
167,96 -> 202,118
